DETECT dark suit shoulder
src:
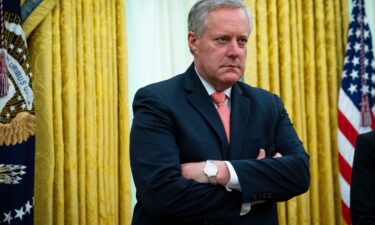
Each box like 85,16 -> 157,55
356,131 -> 375,148
357,130 -> 375,144
356,131 -> 375,156
134,74 -> 185,103
236,81 -> 283,109
140,74 -> 184,93
236,81 -> 270,94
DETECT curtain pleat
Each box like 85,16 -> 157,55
243,0 -> 348,224
117,0 -> 132,223
245,0 -> 258,86
28,0 -> 131,225
28,11 -> 55,225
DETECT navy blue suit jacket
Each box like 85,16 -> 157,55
351,130 -> 375,225
130,63 -> 310,225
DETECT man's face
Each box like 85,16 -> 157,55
188,8 -> 250,91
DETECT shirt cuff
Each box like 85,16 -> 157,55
224,161 -> 241,191
223,161 -> 251,216
240,203 -> 251,216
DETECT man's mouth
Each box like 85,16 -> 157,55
221,64 -> 241,68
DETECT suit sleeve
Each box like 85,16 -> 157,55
350,133 -> 375,225
130,87 -> 242,221
230,94 -> 310,203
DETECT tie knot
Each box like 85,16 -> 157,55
211,91 -> 226,105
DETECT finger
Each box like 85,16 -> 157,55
257,149 -> 266,160
273,152 -> 282,158
251,200 -> 266,206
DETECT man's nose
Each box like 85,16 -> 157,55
227,40 -> 241,57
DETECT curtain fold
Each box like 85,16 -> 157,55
243,0 -> 348,225
28,1 -> 131,225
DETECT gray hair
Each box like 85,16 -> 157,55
188,0 -> 253,38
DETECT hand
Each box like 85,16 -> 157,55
257,149 -> 266,160
252,200 -> 266,206
180,161 -> 207,183
256,148 -> 282,160
253,149 -> 282,206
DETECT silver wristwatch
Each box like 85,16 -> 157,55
204,160 -> 218,184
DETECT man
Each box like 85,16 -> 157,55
350,130 -> 375,225
130,0 -> 310,224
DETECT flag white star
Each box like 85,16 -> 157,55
354,43 -> 361,52
17,95 -> 23,101
25,201 -> 33,214
344,56 -> 350,64
21,104 -> 26,109
348,84 -> 358,94
364,30 -> 370,39
371,60 -> 375,69
10,105 -> 15,111
364,72 -> 369,80
352,56 -> 359,66
371,88 -> 375,97
14,206 -> 25,220
2,211 -> 13,224
357,15 -> 363,23
350,69 -> 359,80
364,45 -> 369,53
355,29 -> 361,38
348,28 -> 353,36
342,70 -> 348,79
17,48 -> 23,53
9,44 -> 14,49
361,85 -> 369,94
364,58 -> 369,67
371,75 -> 375,83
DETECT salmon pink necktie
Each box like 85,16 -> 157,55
211,91 -> 230,143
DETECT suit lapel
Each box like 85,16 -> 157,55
229,83 -> 251,159
184,65 -> 229,157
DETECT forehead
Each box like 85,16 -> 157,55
205,8 -> 250,35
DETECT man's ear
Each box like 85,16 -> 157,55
188,31 -> 198,54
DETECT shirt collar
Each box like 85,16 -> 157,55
195,67 -> 232,99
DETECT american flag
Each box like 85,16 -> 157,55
338,0 -> 375,224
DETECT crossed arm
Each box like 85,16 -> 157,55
181,149 -> 282,207
181,149 -> 282,186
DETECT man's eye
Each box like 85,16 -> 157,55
238,39 -> 248,46
216,38 -> 227,44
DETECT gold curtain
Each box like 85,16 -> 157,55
27,1 -> 131,225
243,0 -> 349,225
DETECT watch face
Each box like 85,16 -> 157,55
204,163 -> 217,176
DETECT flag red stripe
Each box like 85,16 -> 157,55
338,153 -> 352,185
341,200 -> 352,225
338,110 -> 359,146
